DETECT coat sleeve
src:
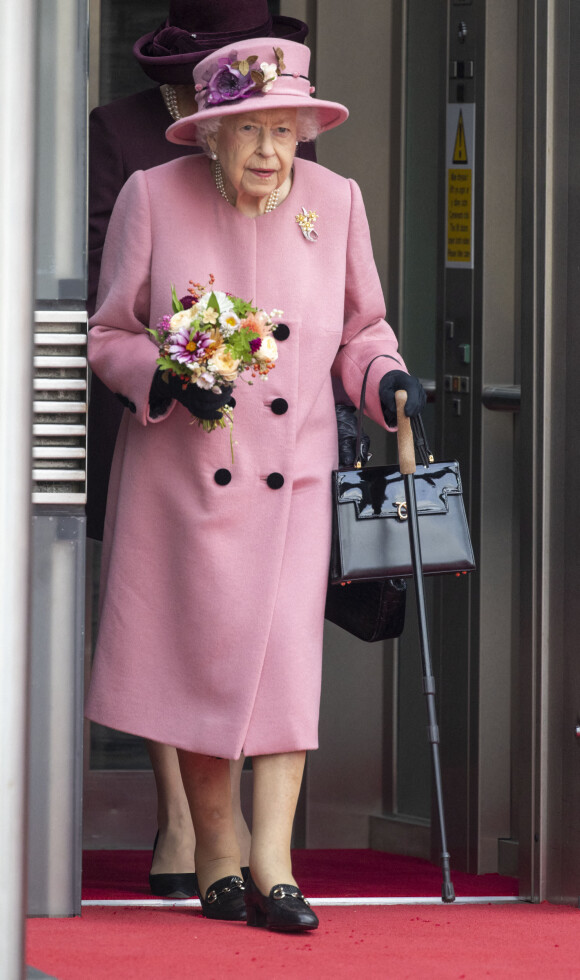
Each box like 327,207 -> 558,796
331,179 -> 408,429
87,169 -> 176,427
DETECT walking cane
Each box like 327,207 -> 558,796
395,390 -> 456,903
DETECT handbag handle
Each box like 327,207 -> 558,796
354,354 -> 433,468
395,390 -> 416,475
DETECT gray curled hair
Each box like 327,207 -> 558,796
195,108 -> 322,157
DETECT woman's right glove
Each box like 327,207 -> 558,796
149,368 -> 234,420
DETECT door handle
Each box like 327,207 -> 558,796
417,381 -> 521,412
482,385 -> 521,411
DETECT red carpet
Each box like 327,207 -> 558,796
82,848 -> 518,900
27,903 -> 579,979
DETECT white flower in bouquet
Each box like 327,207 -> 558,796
207,345 -> 241,384
219,310 -> 241,338
254,335 -> 278,363
197,290 -> 234,315
169,308 -> 196,332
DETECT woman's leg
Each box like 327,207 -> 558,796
176,750 -> 241,897
231,754 -> 252,867
147,740 -> 196,875
148,742 -> 251,873
249,751 -> 306,894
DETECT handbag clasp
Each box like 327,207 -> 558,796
395,501 -> 408,521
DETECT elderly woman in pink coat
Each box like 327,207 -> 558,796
86,37 -> 425,932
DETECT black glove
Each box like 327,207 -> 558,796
150,369 -> 234,421
379,370 -> 426,427
335,404 -> 371,466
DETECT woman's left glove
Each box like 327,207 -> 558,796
379,370 -> 426,426
335,404 -> 371,466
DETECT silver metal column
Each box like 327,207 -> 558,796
28,314 -> 88,917
27,0 -> 89,917
0,0 -> 35,972
518,0 -> 572,904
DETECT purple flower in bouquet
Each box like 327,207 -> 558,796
206,58 -> 255,105
179,294 -> 196,310
249,337 -> 262,354
168,327 -> 212,365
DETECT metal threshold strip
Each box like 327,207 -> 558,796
82,896 -> 523,908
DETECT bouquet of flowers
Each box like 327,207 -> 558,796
147,275 -> 281,435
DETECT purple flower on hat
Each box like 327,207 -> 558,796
206,57 -> 256,106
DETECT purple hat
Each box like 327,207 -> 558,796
134,0 -> 309,85
166,38 -> 349,145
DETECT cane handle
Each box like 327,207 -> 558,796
396,390 -> 416,475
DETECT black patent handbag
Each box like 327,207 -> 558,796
328,356 -> 475,588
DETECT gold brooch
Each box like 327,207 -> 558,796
296,207 -> 319,242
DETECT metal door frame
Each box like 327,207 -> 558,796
517,0 -> 572,904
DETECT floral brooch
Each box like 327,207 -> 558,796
296,207 -> 319,242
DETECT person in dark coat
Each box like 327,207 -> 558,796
87,0 -> 312,900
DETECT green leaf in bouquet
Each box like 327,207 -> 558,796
206,291 -> 220,313
231,296 -> 254,317
226,329 -> 259,363
156,354 -> 185,374
146,327 -> 162,343
171,284 -> 184,313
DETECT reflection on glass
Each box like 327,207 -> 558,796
89,541 -> 152,771
36,0 -> 88,301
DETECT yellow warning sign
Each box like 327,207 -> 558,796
446,103 -> 474,267
447,168 -> 472,262
453,110 -> 468,164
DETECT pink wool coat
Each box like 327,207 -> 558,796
85,154 -> 407,758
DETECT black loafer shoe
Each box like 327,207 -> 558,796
149,871 -> 199,898
200,875 -> 246,921
149,832 -> 198,898
244,874 -> 319,931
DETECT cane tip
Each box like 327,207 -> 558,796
442,882 -> 456,903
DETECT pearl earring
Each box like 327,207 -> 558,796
211,151 -> 217,160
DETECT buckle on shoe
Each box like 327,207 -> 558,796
272,885 -> 303,901
207,876 -> 244,904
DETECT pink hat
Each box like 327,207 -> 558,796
166,38 -> 349,145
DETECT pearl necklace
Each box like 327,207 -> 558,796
161,84 -> 181,121
214,160 -> 280,212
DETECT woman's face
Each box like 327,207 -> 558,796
209,108 -> 298,208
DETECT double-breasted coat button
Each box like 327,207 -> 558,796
271,398 -> 288,415
273,323 -> 290,341
214,469 -> 232,486
266,472 -> 285,490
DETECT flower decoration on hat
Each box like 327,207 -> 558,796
204,46 -> 285,107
